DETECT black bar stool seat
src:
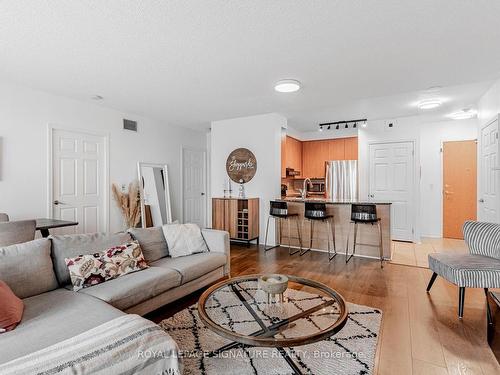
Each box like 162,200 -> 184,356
301,202 -> 337,261
346,204 -> 384,267
264,201 -> 302,255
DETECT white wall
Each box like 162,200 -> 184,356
210,113 -> 283,244
359,116 -> 478,239
0,83 -> 206,232
286,125 -> 357,141
478,79 -> 500,126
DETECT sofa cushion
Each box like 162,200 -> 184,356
428,253 -> 500,288
78,266 -> 181,310
0,288 -> 123,364
162,223 -> 208,258
50,232 -> 133,285
128,226 -> 169,262
0,280 -> 24,332
65,240 -> 149,291
0,239 -> 59,298
151,252 -> 226,284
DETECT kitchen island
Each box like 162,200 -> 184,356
276,198 -> 392,260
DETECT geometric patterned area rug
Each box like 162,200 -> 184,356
159,288 -> 382,375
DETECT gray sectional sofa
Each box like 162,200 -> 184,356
0,227 -> 230,367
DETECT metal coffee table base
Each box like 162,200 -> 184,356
205,284 -> 335,374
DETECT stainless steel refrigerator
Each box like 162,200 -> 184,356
325,160 -> 358,201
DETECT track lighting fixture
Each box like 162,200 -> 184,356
318,118 -> 367,132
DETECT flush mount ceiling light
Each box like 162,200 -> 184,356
274,79 -> 301,93
417,98 -> 442,110
448,108 -> 477,120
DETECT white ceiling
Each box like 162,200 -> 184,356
1,1 -> 500,131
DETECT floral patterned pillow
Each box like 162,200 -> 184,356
65,240 -> 149,291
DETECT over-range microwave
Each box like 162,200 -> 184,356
309,180 -> 325,193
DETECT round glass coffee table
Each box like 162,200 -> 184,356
198,274 -> 348,375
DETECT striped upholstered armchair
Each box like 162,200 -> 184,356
426,221 -> 500,319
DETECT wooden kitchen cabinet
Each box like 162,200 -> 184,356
301,137 -> 358,178
302,140 -> 329,178
344,137 -> 358,160
212,198 -> 259,244
328,138 -> 345,160
282,135 -> 302,177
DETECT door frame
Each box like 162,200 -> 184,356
47,125 -> 110,232
367,139 -> 418,242
180,146 -> 208,227
478,114 -> 500,222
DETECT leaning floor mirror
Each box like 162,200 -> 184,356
137,162 -> 172,228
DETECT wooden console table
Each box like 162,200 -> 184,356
212,198 -> 259,245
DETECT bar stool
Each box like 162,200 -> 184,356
301,202 -> 337,261
345,204 -> 384,268
264,201 -> 302,255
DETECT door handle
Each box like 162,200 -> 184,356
479,198 -> 484,203
201,193 -> 205,196
53,200 -> 66,205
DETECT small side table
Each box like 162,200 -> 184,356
487,291 -> 500,363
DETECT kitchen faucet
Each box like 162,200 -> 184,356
299,178 -> 312,199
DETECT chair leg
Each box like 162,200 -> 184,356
458,287 -> 465,319
346,222 -> 358,264
485,288 -> 492,324
296,217 -> 303,249
331,217 -> 336,254
289,217 -> 301,255
345,221 -> 351,260
328,218 -> 337,261
279,217 -> 282,244
264,216 -> 279,252
300,220 -> 313,256
377,221 -> 384,268
426,272 -> 438,292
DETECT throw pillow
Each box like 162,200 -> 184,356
65,240 -> 148,291
127,227 -> 169,262
0,280 -> 24,333
161,223 -> 209,258
0,238 -> 59,299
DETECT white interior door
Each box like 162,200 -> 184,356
479,118 -> 499,223
369,141 -> 415,241
182,148 -> 207,227
52,129 -> 107,234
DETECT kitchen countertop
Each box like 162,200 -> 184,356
278,197 -> 392,205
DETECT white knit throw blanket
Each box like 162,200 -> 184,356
0,314 -> 181,375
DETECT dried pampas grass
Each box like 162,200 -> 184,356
112,181 -> 141,229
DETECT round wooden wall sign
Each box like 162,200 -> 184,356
226,148 -> 257,183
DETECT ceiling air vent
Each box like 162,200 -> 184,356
123,119 -> 138,132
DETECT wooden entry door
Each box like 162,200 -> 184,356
443,140 -> 477,239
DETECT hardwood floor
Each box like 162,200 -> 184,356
148,243 -> 500,375
391,237 -> 469,268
